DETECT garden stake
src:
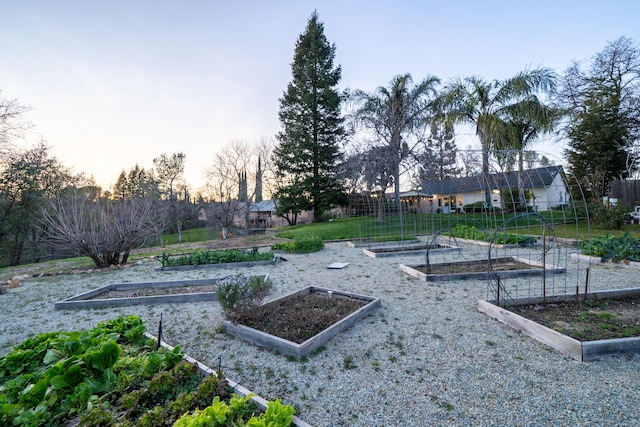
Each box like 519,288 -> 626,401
156,312 -> 163,350
542,228 -> 546,305
584,268 -> 590,301
575,286 -> 579,304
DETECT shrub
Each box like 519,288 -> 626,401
589,203 -> 627,230
271,234 -> 324,253
217,275 -> 273,321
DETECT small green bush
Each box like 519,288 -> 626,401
217,275 -> 273,321
589,204 -> 627,230
271,235 -> 324,254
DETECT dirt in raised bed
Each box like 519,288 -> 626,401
89,285 -> 218,299
512,295 -> 640,340
415,258 -> 538,274
370,244 -> 445,253
231,292 -> 367,344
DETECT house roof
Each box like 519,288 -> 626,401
251,200 -> 276,212
420,166 -> 564,195
397,190 -> 432,198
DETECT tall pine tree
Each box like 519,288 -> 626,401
273,11 -> 347,223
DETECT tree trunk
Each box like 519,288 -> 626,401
478,128 -> 493,208
377,190 -> 385,223
518,151 -> 526,207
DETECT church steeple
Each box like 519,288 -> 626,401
255,156 -> 263,203
238,169 -> 248,202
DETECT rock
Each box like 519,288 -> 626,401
533,304 -> 545,311
9,278 -> 20,288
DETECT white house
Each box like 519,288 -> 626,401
415,166 -> 570,213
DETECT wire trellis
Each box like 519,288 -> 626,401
346,150 -> 594,307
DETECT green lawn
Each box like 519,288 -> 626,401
271,211 -> 604,241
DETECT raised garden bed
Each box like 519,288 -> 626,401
362,243 -> 459,258
571,253 -> 640,270
222,286 -> 380,359
478,287 -> 640,362
346,237 -> 418,248
400,256 -> 565,282
448,236 -> 524,248
54,275 -> 268,310
157,258 -> 277,271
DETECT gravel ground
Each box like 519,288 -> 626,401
2,240 -> 640,426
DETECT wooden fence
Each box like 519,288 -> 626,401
608,180 -> 640,207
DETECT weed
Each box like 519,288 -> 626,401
343,355 -> 357,370
264,368 -> 275,379
311,345 -> 326,356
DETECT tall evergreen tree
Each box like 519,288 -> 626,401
559,37 -> 640,201
415,118 -> 458,183
273,11 -> 347,223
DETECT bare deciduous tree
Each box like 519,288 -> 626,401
153,152 -> 187,241
205,139 -> 274,235
0,91 -> 31,153
42,194 -> 161,268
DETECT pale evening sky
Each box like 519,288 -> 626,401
2,1 -> 639,192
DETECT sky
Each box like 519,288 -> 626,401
2,0 -> 640,192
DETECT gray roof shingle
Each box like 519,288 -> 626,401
420,166 -> 564,195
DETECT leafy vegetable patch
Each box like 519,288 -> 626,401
0,315 -> 295,427
448,224 -> 536,246
580,233 -> 640,263
161,247 -> 273,268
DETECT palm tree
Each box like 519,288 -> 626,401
351,73 -> 440,224
500,96 -> 559,207
441,68 -> 556,208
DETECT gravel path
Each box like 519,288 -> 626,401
2,241 -> 640,426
